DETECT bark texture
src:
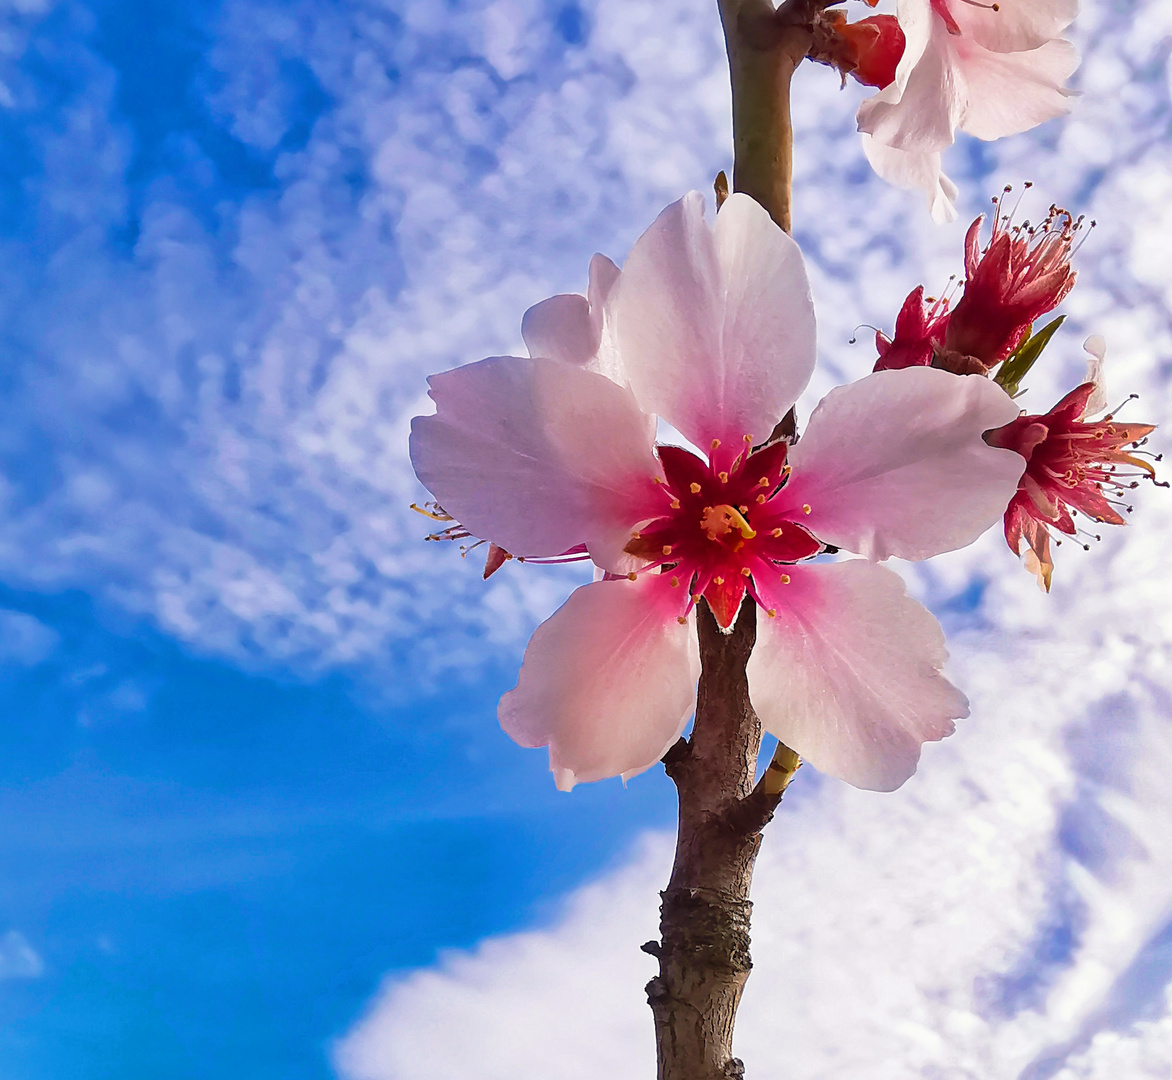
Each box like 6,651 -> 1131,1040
645,2 -> 816,1076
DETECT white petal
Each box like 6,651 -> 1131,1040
945,0 -> 1078,53
1082,334 -> 1109,417
499,577 -> 699,790
860,134 -> 959,223
613,192 -> 815,465
857,15 -> 961,153
748,560 -> 967,792
776,368 -> 1024,561
956,38 -> 1079,141
520,253 -> 623,379
410,356 -> 661,563
522,293 -> 595,367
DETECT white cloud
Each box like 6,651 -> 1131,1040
0,608 -> 58,666
0,930 -> 43,980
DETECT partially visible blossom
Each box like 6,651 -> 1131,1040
874,285 -> 950,371
985,337 -> 1158,590
855,0 -> 1079,220
942,200 -> 1079,371
411,193 -> 1024,792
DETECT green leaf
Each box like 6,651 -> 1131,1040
994,314 -> 1066,398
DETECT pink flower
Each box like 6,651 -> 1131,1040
410,193 -> 1025,792
985,337 -> 1157,590
856,0 -> 1079,221
873,285 -> 950,371
942,202 -> 1078,371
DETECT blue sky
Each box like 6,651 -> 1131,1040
3,0 -> 1172,1078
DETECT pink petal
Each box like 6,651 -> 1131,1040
776,368 -> 1024,561
944,0 -> 1078,53
747,560 -> 967,792
857,14 -> 961,154
955,38 -> 1078,141
612,192 -> 815,467
521,254 -> 623,379
521,293 -> 595,367
410,356 -> 662,565
860,134 -> 958,223
499,576 -> 700,791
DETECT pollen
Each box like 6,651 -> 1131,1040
766,609 -> 777,618
653,476 -> 664,484
662,545 -> 673,555
740,567 -> 751,577
772,528 -> 783,537
699,504 -> 757,540
627,572 -> 638,581
711,438 -> 721,450
802,504 -> 812,515
670,576 -> 680,588
743,434 -> 754,443
756,494 -> 767,504
690,482 -> 702,494
677,615 -> 687,625
780,573 -> 790,584
719,472 -> 729,483
758,477 -> 770,487
714,576 -> 725,585
670,498 -> 681,509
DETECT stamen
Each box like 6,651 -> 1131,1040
743,434 -> 754,443
719,472 -> 729,483
756,494 -> 767,503
772,528 -> 783,537
713,576 -> 725,585
802,504 -> 812,515
662,545 -> 673,555
758,477 -> 770,487
690,483 -> 702,494
627,572 -> 638,581
780,573 -> 790,584
677,616 -> 687,625
766,609 -> 777,618
410,502 -> 454,522
670,576 -> 680,587
670,498 -> 681,509
711,439 -> 721,450
740,567 -> 751,577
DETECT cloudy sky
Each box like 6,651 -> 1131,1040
1,0 -> 1171,1077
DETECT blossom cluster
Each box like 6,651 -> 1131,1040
872,188 -> 1161,589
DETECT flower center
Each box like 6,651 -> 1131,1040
700,503 -> 757,542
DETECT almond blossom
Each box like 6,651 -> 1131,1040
410,193 -> 1025,793
985,337 -> 1158,590
852,0 -> 1080,220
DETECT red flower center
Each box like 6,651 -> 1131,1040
625,439 -> 823,627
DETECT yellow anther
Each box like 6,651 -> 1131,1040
410,502 -> 455,522
756,494 -> 767,504
698,503 -> 757,540
719,471 -> 729,483
711,438 -> 721,450
758,477 -> 770,487
689,482 -> 702,494
740,567 -> 751,577
771,528 -> 783,537
627,572 -> 638,581
802,504 -> 812,515
738,505 -> 749,513
743,434 -> 754,443
653,476 -> 664,484
677,615 -> 688,625
780,573 -> 790,584
631,530 -> 641,539
670,498 -> 681,509
662,545 -> 673,555
714,576 -> 725,585
691,593 -> 702,603
670,576 -> 680,588
766,609 -> 777,618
